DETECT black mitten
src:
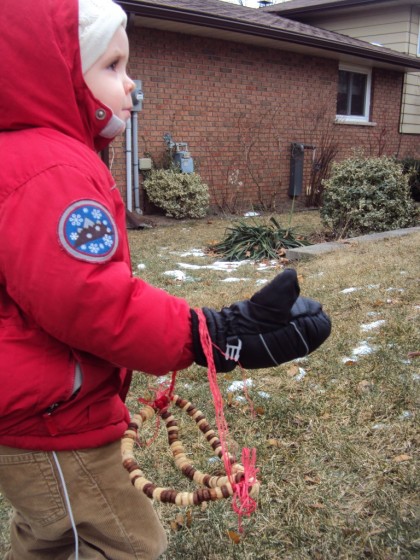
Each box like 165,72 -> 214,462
191,269 -> 331,372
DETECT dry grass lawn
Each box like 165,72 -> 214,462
0,211 -> 419,559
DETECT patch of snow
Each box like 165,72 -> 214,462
257,391 -> 270,399
163,270 -> 187,281
352,341 -> 375,356
360,320 -> 386,332
177,263 -> 202,270
178,249 -> 206,257
227,379 -> 253,392
294,367 -> 307,381
244,212 -> 260,217
256,261 -> 277,271
221,277 -> 247,283
340,287 -> 360,294
211,260 -> 251,270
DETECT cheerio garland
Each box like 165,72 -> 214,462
121,308 -> 260,529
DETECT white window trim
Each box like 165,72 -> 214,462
336,63 -> 372,124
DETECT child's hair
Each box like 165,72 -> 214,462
78,0 -> 127,73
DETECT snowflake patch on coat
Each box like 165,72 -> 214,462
58,200 -> 118,262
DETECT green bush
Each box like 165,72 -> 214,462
321,155 -> 418,238
143,168 -> 209,219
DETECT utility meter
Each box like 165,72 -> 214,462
131,80 -> 143,112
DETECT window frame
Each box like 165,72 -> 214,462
336,63 -> 372,124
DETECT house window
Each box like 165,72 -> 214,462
336,64 -> 372,123
417,27 -> 420,56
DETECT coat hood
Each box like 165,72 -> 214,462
0,0 -> 123,152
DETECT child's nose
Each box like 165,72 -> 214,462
126,76 -> 135,93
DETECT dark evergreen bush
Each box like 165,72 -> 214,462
399,157 -> 420,202
321,155 -> 418,238
143,168 -> 209,219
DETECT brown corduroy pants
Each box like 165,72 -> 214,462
0,440 -> 167,559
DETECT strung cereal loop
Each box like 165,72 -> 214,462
121,397 -> 260,506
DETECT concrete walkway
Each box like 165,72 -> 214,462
286,226 -> 420,260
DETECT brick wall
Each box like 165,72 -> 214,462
111,27 -> 420,214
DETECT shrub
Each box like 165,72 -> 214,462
321,155 -> 418,238
399,157 -> 420,202
143,168 -> 209,219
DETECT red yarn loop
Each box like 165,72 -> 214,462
138,371 -> 177,413
195,308 -> 259,529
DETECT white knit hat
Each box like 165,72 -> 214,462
79,0 -> 127,74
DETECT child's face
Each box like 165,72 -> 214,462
84,26 -> 135,124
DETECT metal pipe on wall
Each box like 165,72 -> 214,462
132,112 -> 142,214
125,118 -> 133,212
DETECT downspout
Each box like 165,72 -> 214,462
125,117 -> 133,212
132,111 -> 142,214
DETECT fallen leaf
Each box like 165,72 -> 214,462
304,475 -> 321,485
254,406 -> 265,416
185,510 -> 192,528
227,530 -> 241,544
407,351 -> 420,358
392,454 -> 412,463
343,358 -> 357,366
309,502 -> 326,509
170,521 -> 179,532
287,364 -> 299,377
170,514 -> 186,532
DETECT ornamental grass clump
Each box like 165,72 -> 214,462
321,154 -> 418,238
143,168 -> 209,219
208,217 -> 310,261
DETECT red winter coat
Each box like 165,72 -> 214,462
0,0 -> 194,450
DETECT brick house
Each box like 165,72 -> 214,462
265,0 -> 420,135
112,0 -> 420,214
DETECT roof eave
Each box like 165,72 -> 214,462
118,1 -> 420,72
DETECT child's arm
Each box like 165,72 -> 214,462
0,162 -> 330,376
